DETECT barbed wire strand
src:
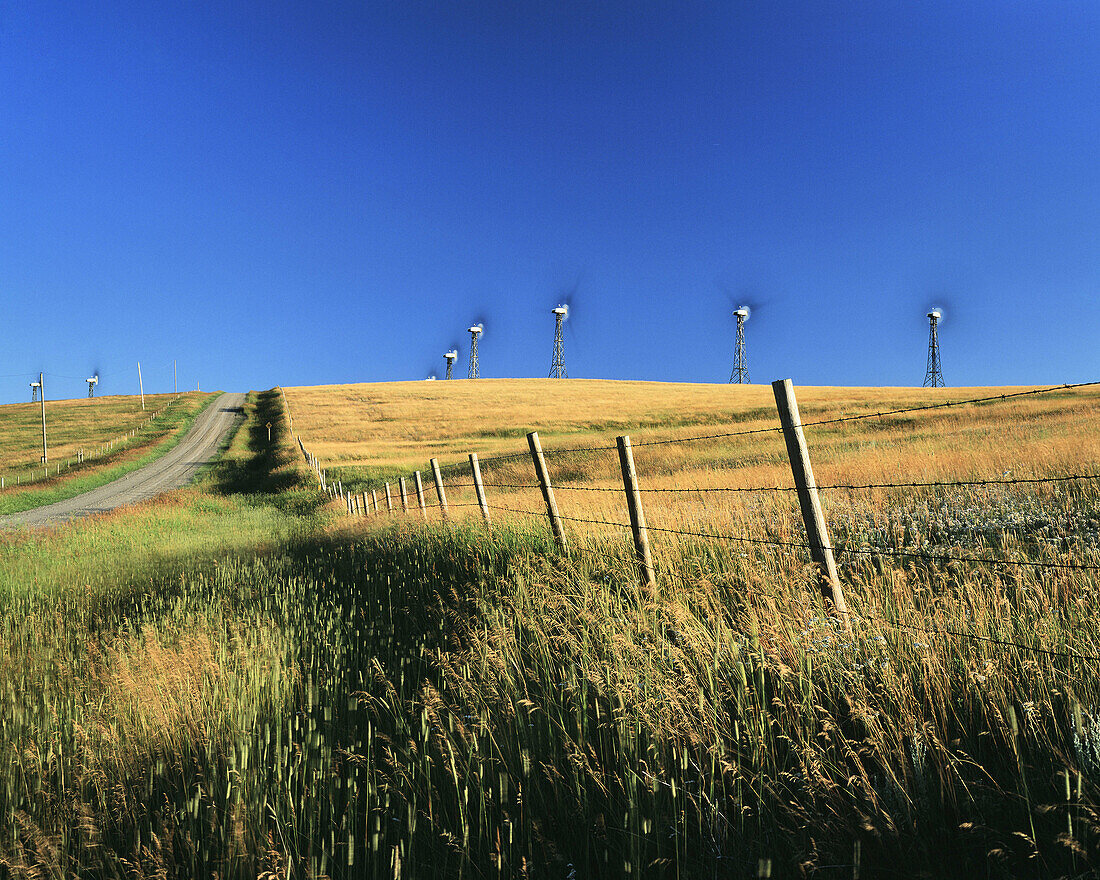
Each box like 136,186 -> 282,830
471,508 -> 1100,665
845,611 -> 1100,664
646,522 -> 1100,572
321,472 -> 1100,665
794,381 -> 1100,431
476,507 -> 1100,572
487,473 -> 1100,495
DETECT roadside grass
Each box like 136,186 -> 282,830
0,392 -> 317,597
3,381 -> 1100,877
0,390 -> 334,874
0,392 -> 215,516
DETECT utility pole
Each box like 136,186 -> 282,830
137,362 -> 145,410
38,372 -> 47,464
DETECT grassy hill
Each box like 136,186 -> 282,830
0,392 -> 181,470
0,391 -> 214,514
286,378 -> 1098,538
2,379 -> 1100,878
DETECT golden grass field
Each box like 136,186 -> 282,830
4,382 -> 1100,877
0,392 -> 183,472
276,377 -> 1100,875
285,378 -> 1100,544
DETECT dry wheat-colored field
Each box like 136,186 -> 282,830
4,384 -> 1100,877
285,378 -> 1100,542
275,377 -> 1100,876
0,392 -> 184,472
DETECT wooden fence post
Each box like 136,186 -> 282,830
772,379 -> 850,624
399,477 -> 409,514
430,458 -> 448,519
372,489 -> 379,514
361,492 -> 369,516
469,453 -> 492,529
527,431 -> 567,551
385,483 -> 394,514
414,471 -> 428,521
617,435 -> 657,596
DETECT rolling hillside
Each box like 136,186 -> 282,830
3,380 -> 1100,878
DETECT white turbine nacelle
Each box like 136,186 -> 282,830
734,307 -> 750,320
468,324 -> 483,336
86,376 -> 98,385
444,350 -> 458,362
552,305 -> 568,317
425,376 -> 437,381
927,308 -> 942,321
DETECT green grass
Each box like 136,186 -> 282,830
3,384 -> 1100,878
0,394 -> 216,515
7,513 -> 1100,877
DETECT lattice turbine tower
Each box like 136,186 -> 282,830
86,375 -> 98,397
548,305 -> 568,378
467,324 -> 483,379
923,309 -> 944,387
728,307 -> 750,384
444,350 -> 457,380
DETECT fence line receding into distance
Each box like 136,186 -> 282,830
288,378 -> 1100,660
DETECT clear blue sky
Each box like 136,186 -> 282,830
2,1 -> 1098,402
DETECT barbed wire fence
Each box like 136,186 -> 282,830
288,379 -> 1100,661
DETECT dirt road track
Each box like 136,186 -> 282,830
0,392 -> 246,530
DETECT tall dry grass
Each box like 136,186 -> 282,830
283,378 -> 1100,874
3,381 -> 1100,877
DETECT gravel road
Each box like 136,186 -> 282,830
0,392 -> 246,530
